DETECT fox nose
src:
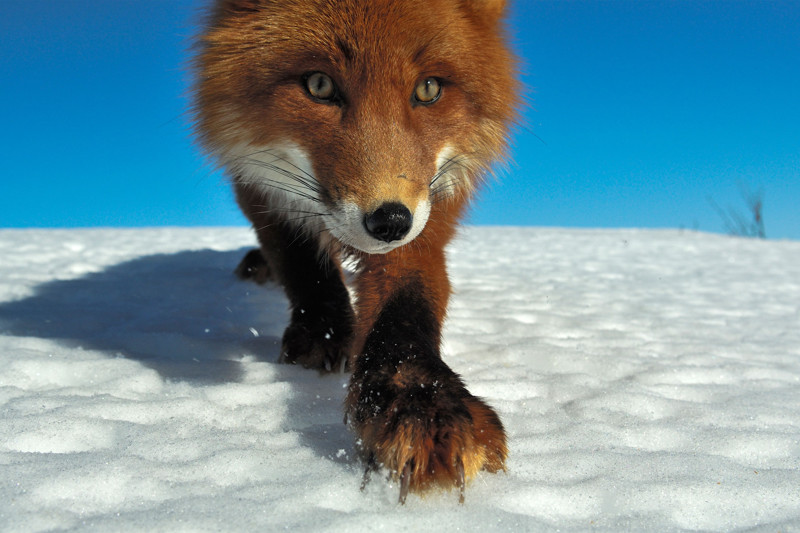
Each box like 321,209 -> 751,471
364,202 -> 413,243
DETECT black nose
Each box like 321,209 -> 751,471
363,202 -> 413,243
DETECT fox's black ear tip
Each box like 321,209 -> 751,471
459,0 -> 508,20
219,0 -> 262,14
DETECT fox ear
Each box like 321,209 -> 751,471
219,0 -> 262,13
460,0 -> 507,21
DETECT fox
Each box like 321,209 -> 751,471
192,0 -> 518,503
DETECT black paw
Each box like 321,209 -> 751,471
348,357 -> 507,503
234,249 -> 272,284
279,306 -> 353,373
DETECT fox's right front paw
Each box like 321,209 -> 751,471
234,248 -> 272,284
279,307 -> 353,373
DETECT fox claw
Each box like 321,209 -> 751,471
279,317 -> 351,373
393,458 -> 465,504
360,453 -> 376,492
398,461 -> 411,505
456,456 -> 466,504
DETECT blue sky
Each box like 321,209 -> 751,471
2,1 -> 798,239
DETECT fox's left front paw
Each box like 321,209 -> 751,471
347,358 -> 507,503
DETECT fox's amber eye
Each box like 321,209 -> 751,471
413,77 -> 442,105
305,72 -> 336,101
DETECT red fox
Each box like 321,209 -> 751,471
193,0 -> 518,503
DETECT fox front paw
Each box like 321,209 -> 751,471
279,324 -> 349,373
279,307 -> 353,372
234,248 -> 273,284
348,358 -> 507,503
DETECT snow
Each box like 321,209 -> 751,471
1,226 -> 799,532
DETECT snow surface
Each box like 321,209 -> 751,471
1,227 -> 799,532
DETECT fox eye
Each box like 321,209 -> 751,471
304,72 -> 336,101
413,77 -> 442,105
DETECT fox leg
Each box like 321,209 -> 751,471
346,246 -> 507,502
238,217 -> 354,372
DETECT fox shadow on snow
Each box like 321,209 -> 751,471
0,248 -> 355,463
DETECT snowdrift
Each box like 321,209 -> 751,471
1,227 -> 798,531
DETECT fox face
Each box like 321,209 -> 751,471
195,0 -> 516,254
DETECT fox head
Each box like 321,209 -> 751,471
194,0 -> 517,254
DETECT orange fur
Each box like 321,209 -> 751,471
193,0 -> 518,502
